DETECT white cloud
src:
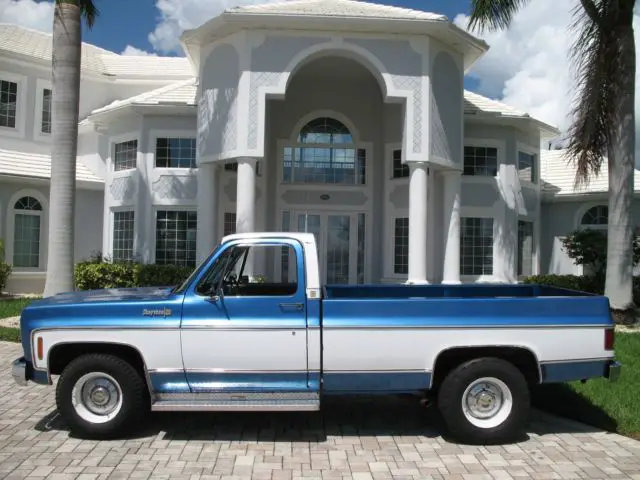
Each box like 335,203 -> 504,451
148,0 -> 280,54
454,0 -> 640,149
0,0 -> 54,32
121,45 -> 157,56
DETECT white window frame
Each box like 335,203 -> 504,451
34,78 -> 53,141
110,135 -> 140,173
5,189 -> 48,271
462,138 -> 504,180
0,71 -> 27,139
459,207 -> 496,283
576,203 -> 609,230
151,206 -> 198,266
516,217 -> 537,279
149,129 -> 198,171
110,208 -> 136,263
516,142 -> 539,188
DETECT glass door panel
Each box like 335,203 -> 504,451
326,215 -> 351,284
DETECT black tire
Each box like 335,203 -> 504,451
437,357 -> 530,445
55,353 -> 149,439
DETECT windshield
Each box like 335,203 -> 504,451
172,243 -> 222,295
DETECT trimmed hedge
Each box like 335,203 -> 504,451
75,262 -> 193,290
523,274 -> 640,305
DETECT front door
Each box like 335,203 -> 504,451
180,238 -> 311,393
291,211 -> 365,284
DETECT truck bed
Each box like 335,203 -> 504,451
323,283 -> 596,299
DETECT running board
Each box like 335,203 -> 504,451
151,392 -> 320,412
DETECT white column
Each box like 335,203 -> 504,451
442,170 -> 462,284
236,157 -> 256,234
196,162 -> 219,263
407,162 -> 429,284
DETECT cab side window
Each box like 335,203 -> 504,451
196,243 -> 298,297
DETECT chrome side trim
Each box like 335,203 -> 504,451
151,402 -> 320,412
538,356 -> 614,365
321,324 -> 612,330
148,368 -> 313,374
155,391 -> 320,401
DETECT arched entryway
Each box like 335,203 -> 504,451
266,55 -> 389,284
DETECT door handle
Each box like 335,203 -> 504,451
279,302 -> 304,311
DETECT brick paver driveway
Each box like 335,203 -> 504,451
1,342 -> 639,480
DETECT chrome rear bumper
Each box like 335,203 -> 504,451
12,357 -> 28,386
607,360 -> 622,382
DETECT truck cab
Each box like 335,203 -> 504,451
12,232 -> 621,444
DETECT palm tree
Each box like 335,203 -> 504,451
43,1 -> 99,297
468,0 -> 636,323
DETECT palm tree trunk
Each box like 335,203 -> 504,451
605,19 -> 636,322
43,3 -> 81,297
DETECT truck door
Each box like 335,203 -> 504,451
180,238 -> 312,393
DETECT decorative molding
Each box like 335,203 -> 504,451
109,176 -> 137,201
152,175 -> 198,200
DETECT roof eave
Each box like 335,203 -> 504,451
465,111 -> 560,137
180,11 -> 488,68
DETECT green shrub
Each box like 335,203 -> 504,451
75,261 -> 192,291
0,239 -> 11,292
523,274 -> 640,305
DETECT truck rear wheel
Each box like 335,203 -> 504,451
55,353 -> 148,439
437,357 -> 530,444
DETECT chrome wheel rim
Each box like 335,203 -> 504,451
71,372 -> 123,424
462,377 -> 513,429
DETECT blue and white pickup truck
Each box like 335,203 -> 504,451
12,232 -> 620,444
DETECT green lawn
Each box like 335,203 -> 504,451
0,297 -> 35,319
0,327 -> 20,343
533,332 -> 640,439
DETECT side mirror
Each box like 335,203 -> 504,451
209,284 -> 224,303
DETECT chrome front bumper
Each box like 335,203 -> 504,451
12,357 -> 28,386
607,360 -> 622,382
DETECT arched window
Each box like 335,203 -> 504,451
12,196 -> 43,267
283,116 -> 365,185
581,205 -> 608,229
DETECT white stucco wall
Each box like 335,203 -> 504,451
0,179 -> 103,294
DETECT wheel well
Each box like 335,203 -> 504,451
48,343 -> 147,379
431,346 -> 540,389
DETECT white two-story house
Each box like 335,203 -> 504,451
1,0 -> 639,294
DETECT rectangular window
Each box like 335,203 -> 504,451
463,146 -> 498,176
196,244 -> 298,297
0,80 -> 18,129
41,88 -> 52,134
223,212 -> 236,236
392,149 -> 409,178
155,137 -> 196,168
113,140 -> 138,171
224,162 -> 238,172
283,147 -> 366,185
13,214 -> 40,267
281,211 -> 291,283
113,211 -> 135,262
393,217 -> 409,275
155,210 -> 197,267
460,217 -> 494,276
518,151 -> 536,183
517,220 -> 534,277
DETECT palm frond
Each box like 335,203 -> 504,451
467,0 -> 531,33
55,0 -> 99,29
565,0 -> 626,188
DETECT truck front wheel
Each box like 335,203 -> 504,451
437,357 -> 530,445
55,353 -> 149,439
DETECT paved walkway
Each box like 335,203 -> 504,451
0,341 -> 639,480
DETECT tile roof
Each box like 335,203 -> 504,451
0,23 -> 115,75
225,0 -> 447,21
463,90 -> 526,117
0,148 -> 103,185
90,80 -> 541,124
540,149 -> 640,196
0,24 -> 192,79
90,78 -> 197,116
